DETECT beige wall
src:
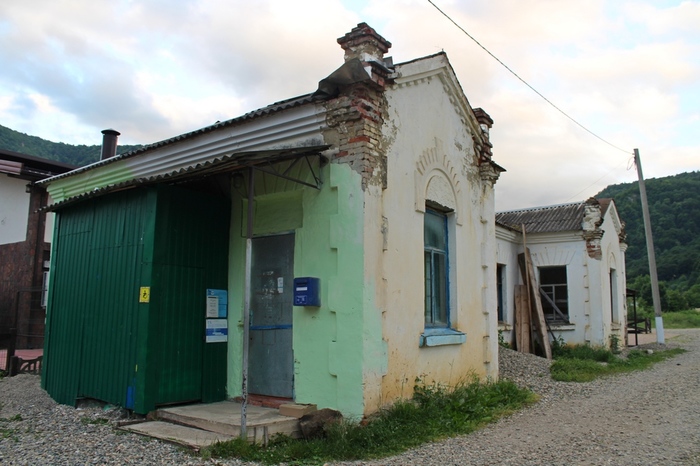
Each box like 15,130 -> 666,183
371,56 -> 498,409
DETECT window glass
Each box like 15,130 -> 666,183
539,266 -> 568,322
424,210 -> 446,250
424,209 -> 448,327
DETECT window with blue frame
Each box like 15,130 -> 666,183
424,208 -> 449,327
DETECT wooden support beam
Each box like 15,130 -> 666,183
518,250 -> 552,359
514,284 -> 531,353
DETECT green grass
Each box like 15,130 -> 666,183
551,346 -> 686,382
80,416 -> 110,426
631,308 -> 700,329
660,309 -> 700,329
0,413 -> 22,441
201,378 -> 536,465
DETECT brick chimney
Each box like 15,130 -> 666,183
473,108 -> 494,163
337,22 -> 392,64
100,129 -> 120,161
323,24 -> 392,189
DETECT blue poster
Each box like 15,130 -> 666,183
206,289 -> 228,318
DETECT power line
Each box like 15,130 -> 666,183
563,157 -> 632,202
428,0 -> 632,156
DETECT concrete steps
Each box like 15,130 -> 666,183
121,401 -> 307,449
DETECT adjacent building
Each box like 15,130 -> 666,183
0,149 -> 75,349
495,198 -> 628,348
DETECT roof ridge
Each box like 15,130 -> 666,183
496,200 -> 585,215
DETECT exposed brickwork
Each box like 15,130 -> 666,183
582,198 -> 605,260
473,107 -> 494,164
325,86 -> 388,189
337,22 -> 392,62
0,184 -> 49,348
324,24 -> 392,190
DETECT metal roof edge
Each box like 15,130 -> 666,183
496,200 -> 586,216
38,93 -> 323,186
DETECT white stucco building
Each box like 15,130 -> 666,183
40,23 -> 506,417
495,198 -> 628,349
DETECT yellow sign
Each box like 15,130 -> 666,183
139,286 -> 150,303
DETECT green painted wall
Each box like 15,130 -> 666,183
295,164 -> 367,417
43,185 -> 229,414
227,164 -> 373,418
43,188 -> 155,408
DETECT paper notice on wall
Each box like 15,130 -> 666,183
205,319 -> 228,343
206,295 -> 219,318
206,289 -> 228,318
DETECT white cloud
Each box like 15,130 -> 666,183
625,0 -> 700,35
0,0 -> 697,210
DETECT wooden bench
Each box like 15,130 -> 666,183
628,317 -> 651,334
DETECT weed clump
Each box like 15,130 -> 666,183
202,377 -> 535,465
550,344 -> 685,382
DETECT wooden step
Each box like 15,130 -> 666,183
155,401 -> 301,443
122,421 -> 233,450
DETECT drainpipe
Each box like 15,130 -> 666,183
241,167 -> 254,438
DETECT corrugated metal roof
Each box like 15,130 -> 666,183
496,201 -> 586,233
39,93 -> 321,186
42,145 -> 330,212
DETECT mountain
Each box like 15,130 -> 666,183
596,171 -> 700,310
0,124 -> 142,167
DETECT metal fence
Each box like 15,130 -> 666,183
0,287 -> 45,376
0,328 -> 16,375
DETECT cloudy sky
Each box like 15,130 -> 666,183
1,0 -> 697,210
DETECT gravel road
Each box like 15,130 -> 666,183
1,329 -> 698,465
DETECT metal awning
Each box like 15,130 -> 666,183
42,145 -> 331,212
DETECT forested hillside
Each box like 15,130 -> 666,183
1,124 -> 697,310
596,171 -> 700,310
0,124 -> 141,166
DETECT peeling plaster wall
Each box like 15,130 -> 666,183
227,163 -> 373,419
377,56 -> 498,406
597,206 -> 628,344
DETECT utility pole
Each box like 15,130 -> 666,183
634,149 -> 664,344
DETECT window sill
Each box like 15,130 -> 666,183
498,322 -> 512,331
419,328 -> 466,347
548,323 -> 575,331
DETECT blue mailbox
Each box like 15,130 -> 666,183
293,277 -> 321,307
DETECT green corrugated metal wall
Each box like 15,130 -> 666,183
142,186 -> 229,411
43,185 -> 229,414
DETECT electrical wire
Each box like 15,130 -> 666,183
563,158 -> 631,202
428,0 -> 632,156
